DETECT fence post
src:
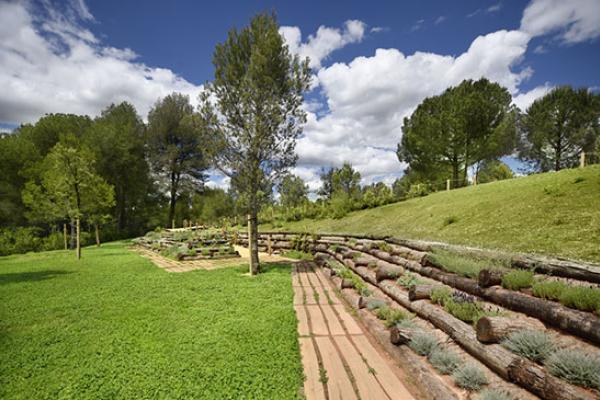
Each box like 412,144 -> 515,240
446,179 -> 451,191
267,234 -> 272,256
580,152 -> 586,168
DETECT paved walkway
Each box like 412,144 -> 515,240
293,262 -> 415,400
133,246 -> 291,273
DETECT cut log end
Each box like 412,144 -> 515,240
476,316 -> 546,343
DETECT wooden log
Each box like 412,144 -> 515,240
375,263 -> 404,282
408,285 -> 439,301
512,255 -> 600,284
360,246 -> 600,345
389,325 -> 415,345
479,269 -> 506,287
476,316 -> 547,343
340,278 -> 355,289
378,281 -> 595,400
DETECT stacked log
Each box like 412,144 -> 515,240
476,316 -> 547,343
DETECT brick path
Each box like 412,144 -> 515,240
293,262 -> 416,400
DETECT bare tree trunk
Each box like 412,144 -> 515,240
70,219 -> 76,249
63,223 -> 68,250
76,217 -> 81,260
95,224 -> 100,247
247,212 -> 259,275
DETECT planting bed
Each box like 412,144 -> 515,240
238,231 -> 600,400
132,228 -> 240,261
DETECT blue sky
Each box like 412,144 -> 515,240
1,0 -> 599,190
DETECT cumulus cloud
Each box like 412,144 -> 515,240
279,20 -> 366,69
521,0 -> 600,43
0,0 -> 203,125
512,84 -> 553,111
295,29 -> 534,185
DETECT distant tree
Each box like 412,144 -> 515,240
362,182 -> 393,208
191,188 -> 235,225
147,93 -> 209,227
279,175 -> 308,208
477,160 -> 514,184
199,13 -> 311,274
85,102 -> 154,235
317,168 -> 334,199
331,163 -> 362,199
22,141 -> 114,259
398,78 -> 516,187
519,86 -> 600,171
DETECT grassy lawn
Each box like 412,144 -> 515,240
0,242 -> 303,399
267,165 -> 600,263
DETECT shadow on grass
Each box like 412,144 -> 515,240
0,270 -> 73,285
259,262 -> 294,274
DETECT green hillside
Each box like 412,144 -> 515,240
268,165 -> 600,263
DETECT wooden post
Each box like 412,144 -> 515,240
171,219 -> 175,229
473,175 -> 477,186
267,234 -> 272,256
446,179 -> 450,191
95,224 -> 100,247
580,151 -> 586,168
63,223 -> 68,250
76,217 -> 81,260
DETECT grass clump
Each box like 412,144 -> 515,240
430,287 -> 499,324
545,349 -> 600,389
430,287 -> 452,305
375,305 -> 411,327
452,363 -> 488,391
477,389 -> 512,400
397,272 -> 426,288
408,331 -> 439,356
501,330 -> 555,363
532,280 -> 600,313
501,270 -> 534,290
282,250 -> 313,261
428,249 -> 507,279
428,347 -> 461,375
365,299 -> 386,311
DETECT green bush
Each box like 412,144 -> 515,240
452,363 -> 488,391
501,270 -> 534,290
501,330 -> 555,363
408,331 -> 439,356
545,349 -> 600,389
477,389 -> 512,400
430,287 -> 453,305
532,280 -> 566,301
428,347 -> 461,375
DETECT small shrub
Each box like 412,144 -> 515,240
429,249 -> 499,279
366,299 -> 386,311
573,176 -> 585,184
428,347 -> 461,375
477,389 -> 512,400
501,330 -> 555,363
452,363 -> 488,391
408,331 -> 439,356
545,349 -> 600,389
397,272 -> 426,288
558,285 -> 600,312
444,300 -> 486,324
532,280 -> 566,301
501,270 -> 534,291
430,287 -> 452,305
375,306 -> 409,327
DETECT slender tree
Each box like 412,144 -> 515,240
22,141 -> 114,259
200,13 -> 311,274
519,86 -> 600,171
279,175 -> 309,208
147,93 -> 208,227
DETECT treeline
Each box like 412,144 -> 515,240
1,76 -> 599,255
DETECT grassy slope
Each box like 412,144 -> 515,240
270,165 -> 600,263
0,243 -> 303,399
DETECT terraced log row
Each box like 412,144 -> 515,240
237,231 -> 600,400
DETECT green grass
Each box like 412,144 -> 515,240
501,270 -> 534,291
0,242 -> 303,399
532,279 -> 600,314
266,165 -> 600,263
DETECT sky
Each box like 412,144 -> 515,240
1,0 -> 599,192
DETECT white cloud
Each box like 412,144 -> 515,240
411,19 -> 425,32
370,26 -> 388,33
487,3 -> 502,13
294,29 -> 533,186
512,84 -> 553,111
279,20 -> 366,69
521,0 -> 600,43
0,1 -> 203,125
434,16 -> 447,25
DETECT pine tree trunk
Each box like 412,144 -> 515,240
247,212 -> 259,275
76,217 -> 81,260
63,223 -> 68,250
70,219 -> 76,249
95,224 -> 100,247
